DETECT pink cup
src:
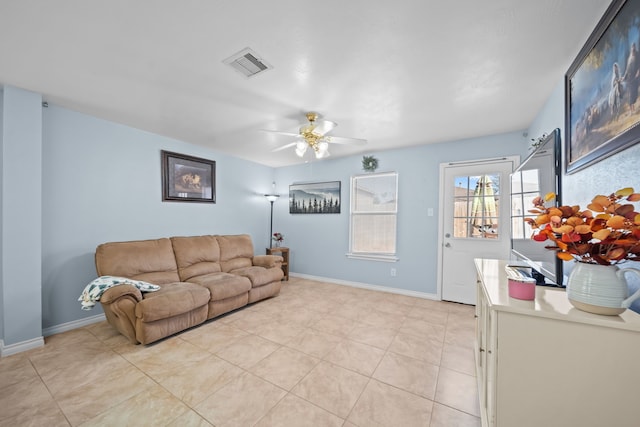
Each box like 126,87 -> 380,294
508,279 -> 536,300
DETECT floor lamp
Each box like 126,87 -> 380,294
264,193 -> 279,248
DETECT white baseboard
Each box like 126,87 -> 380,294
290,272 -> 439,301
43,313 -> 106,337
1,314 -> 106,358
0,336 -> 44,357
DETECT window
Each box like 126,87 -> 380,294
452,173 -> 501,239
348,172 -> 398,261
510,168 -> 541,239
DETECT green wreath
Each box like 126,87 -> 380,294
362,155 -> 378,172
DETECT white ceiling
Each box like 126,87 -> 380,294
0,0 -> 612,167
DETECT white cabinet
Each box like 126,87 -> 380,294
474,259 -> 640,427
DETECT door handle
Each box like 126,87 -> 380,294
445,243 -> 451,248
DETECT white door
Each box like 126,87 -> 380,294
438,157 -> 517,304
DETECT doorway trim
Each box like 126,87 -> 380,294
435,156 -> 520,301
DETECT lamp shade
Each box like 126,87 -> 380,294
264,194 -> 279,202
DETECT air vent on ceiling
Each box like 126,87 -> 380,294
223,48 -> 272,78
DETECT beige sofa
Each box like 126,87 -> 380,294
94,234 -> 284,344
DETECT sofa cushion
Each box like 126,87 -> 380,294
171,235 -> 222,281
217,234 -> 254,273
230,266 -> 284,288
135,282 -> 210,322
187,272 -> 251,300
95,238 -> 180,284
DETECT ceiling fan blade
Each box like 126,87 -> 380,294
313,120 -> 337,136
271,142 -> 299,152
326,135 -> 367,145
260,129 -> 300,138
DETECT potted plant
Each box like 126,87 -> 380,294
272,232 -> 284,247
529,188 -> 640,315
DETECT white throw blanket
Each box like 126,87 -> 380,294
78,276 -> 160,310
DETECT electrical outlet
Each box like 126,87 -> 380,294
390,268 -> 397,277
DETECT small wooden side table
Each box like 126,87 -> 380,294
266,247 -> 289,281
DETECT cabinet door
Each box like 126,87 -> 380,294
476,283 -> 494,426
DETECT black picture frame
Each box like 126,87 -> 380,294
161,150 -> 216,203
289,181 -> 341,214
565,0 -> 640,174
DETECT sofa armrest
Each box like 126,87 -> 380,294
252,255 -> 283,269
100,284 -> 143,304
99,285 -> 142,344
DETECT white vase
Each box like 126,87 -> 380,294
567,262 -> 640,315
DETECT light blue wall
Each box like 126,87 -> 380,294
275,131 -> 527,295
528,78 -> 640,313
40,104 -> 275,329
1,86 -> 43,345
0,89 -> 4,341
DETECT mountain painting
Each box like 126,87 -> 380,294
289,181 -> 341,214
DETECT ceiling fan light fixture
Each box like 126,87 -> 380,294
295,142 -> 307,157
315,141 -> 330,158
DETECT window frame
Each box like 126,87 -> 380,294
347,171 -> 399,262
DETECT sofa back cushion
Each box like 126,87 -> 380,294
217,234 -> 254,272
95,238 -> 180,284
171,235 -> 222,281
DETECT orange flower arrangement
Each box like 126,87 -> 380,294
528,187 -> 640,265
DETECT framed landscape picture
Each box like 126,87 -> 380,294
289,181 -> 341,214
565,0 -> 640,174
161,150 -> 216,203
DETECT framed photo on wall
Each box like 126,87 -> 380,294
289,181 -> 341,214
161,150 -> 216,203
565,0 -> 640,174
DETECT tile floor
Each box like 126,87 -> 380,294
0,277 -> 481,426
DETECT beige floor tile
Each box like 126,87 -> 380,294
413,297 -> 451,312
400,317 -> 446,341
312,314 -> 357,337
0,376 -> 66,425
430,402 -> 481,427
347,323 -> 397,350
271,306 -> 325,327
359,308 -> 405,329
227,310 -> 277,333
445,323 -> 476,350
435,368 -> 480,417
249,347 -> 320,390
78,383 -> 190,427
323,339 -> 385,376
441,343 -> 477,377
0,355 -> 39,390
153,354 -> 243,406
285,328 -> 343,358
255,394 -> 344,427
33,347 -> 130,397
446,302 -> 476,315
252,320 -> 307,345
54,363 -> 156,426
372,351 -> 439,399
195,371 -> 286,427
215,334 -> 280,369
120,337 -> 212,377
4,277 -> 482,426
347,379 -> 433,427
388,332 -> 443,365
375,299 -> 414,316
407,305 -> 450,325
165,410 -> 213,427
291,361 -> 369,418
180,323 -> 250,353
84,320 -> 122,340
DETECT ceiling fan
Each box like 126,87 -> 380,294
266,112 -> 366,159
